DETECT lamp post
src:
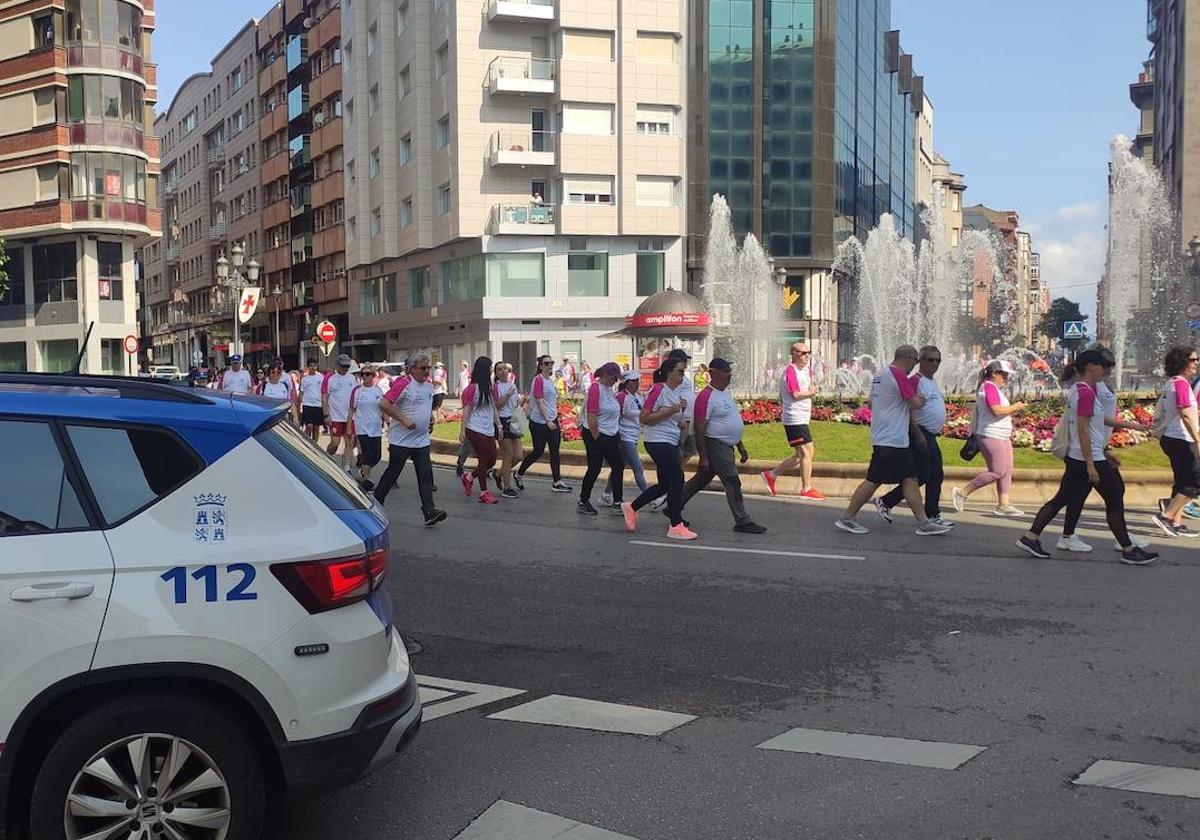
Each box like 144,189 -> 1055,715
214,242 -> 260,360
271,283 -> 283,359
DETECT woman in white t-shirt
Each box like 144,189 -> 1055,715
577,362 -> 625,515
1155,345 -> 1200,535
604,371 -> 649,502
492,360 -> 523,498
459,356 -> 501,504
952,360 -> 1027,516
620,357 -> 696,540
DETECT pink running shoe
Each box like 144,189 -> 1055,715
800,488 -> 826,501
478,490 -> 498,504
461,472 -> 474,497
667,523 -> 698,541
760,470 -> 777,496
621,501 -> 638,532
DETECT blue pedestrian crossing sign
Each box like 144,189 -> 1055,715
1063,321 -> 1086,340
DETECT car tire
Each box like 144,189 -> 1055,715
28,693 -> 265,840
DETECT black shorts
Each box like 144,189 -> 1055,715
498,417 -> 521,440
357,435 -> 382,467
784,424 -> 813,446
866,445 -> 918,485
1161,435 -> 1200,498
301,405 -> 323,426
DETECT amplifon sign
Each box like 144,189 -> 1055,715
625,311 -> 712,329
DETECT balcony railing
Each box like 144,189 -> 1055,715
488,130 -> 557,167
207,145 -> 225,164
487,56 -> 557,96
209,221 -> 228,241
164,243 -> 180,262
489,202 -> 557,235
163,179 -> 178,196
486,0 -> 554,22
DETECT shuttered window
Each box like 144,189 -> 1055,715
635,176 -> 676,207
562,103 -> 613,135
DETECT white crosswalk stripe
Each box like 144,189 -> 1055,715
488,693 -> 697,736
1073,759 -> 1200,799
417,675 -> 526,721
453,800 -> 643,840
757,727 -> 987,770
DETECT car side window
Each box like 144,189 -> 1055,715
67,425 -> 203,524
0,420 -> 89,536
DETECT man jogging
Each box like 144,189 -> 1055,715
680,358 -> 767,534
835,345 -> 952,536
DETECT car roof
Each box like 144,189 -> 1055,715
0,372 -> 286,445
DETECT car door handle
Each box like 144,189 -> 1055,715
10,582 -> 95,602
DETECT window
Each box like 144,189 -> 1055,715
636,239 -> 665,296
399,134 -> 412,165
442,255 -> 484,301
66,426 -> 201,523
231,110 -> 245,134
398,66 -> 410,98
436,183 -> 451,216
435,43 -> 448,79
561,103 -> 614,135
400,197 -> 413,228
0,420 -> 88,535
397,1 -> 408,34
636,104 -> 674,135
435,115 -> 450,149
347,217 -> 357,242
568,252 -> 608,296
231,67 -> 243,91
564,177 -> 613,204
486,253 -> 544,297
0,343 -> 25,371
97,241 -> 123,299
370,207 -> 382,237
34,12 -> 55,49
369,148 -> 380,178
99,338 -> 123,372
33,243 -> 77,303
39,339 -> 80,373
368,84 -> 379,117
562,30 -> 614,60
367,21 -> 378,55
359,274 -> 396,316
635,175 -> 677,207
411,266 -> 429,307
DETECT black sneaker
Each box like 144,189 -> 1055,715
1151,513 -> 1180,537
1120,546 -> 1159,565
424,509 -> 448,527
1016,536 -> 1051,559
513,473 -> 525,491
456,466 -> 465,478
734,521 -> 768,534
358,478 -> 376,492
552,481 -> 572,493
501,488 -> 519,499
1175,523 -> 1199,538
577,500 -> 598,516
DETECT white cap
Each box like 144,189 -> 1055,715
989,359 -> 1016,375
621,370 -> 640,382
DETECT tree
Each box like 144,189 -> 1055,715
0,237 -> 7,300
1039,297 -> 1088,348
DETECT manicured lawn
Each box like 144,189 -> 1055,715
433,420 -> 1172,470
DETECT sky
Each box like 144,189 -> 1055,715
155,0 -> 1151,320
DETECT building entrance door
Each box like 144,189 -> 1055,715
502,341 -> 539,392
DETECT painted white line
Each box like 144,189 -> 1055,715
453,800 -> 642,840
630,540 -> 866,562
416,675 -> 527,721
1074,760 -> 1200,799
418,686 -> 455,704
757,727 -> 987,770
488,693 -> 697,736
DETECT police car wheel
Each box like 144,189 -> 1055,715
29,693 -> 265,840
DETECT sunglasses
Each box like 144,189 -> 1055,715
541,361 -> 554,366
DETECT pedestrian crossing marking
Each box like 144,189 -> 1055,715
1074,759 -> 1200,799
453,800 -> 643,840
757,727 -> 987,770
630,540 -> 866,562
487,693 -> 697,736
417,675 -> 526,721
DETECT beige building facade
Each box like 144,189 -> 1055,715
341,0 -> 686,381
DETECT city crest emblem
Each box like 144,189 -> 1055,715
193,493 -> 228,544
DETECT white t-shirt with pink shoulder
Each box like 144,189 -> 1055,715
641,382 -> 686,445
584,382 -> 620,436
1160,376 -> 1197,442
780,363 -> 813,425
868,365 -> 919,448
976,380 -> 1012,440
350,383 -> 385,437
322,371 -> 356,422
384,376 -> 433,448
460,384 -> 498,435
1067,381 -> 1108,461
493,380 -> 518,418
528,374 -> 558,424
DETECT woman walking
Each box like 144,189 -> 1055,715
459,356 -> 501,504
952,360 -> 1027,516
1153,346 -> 1200,537
1016,349 -> 1159,565
621,357 -> 697,540
493,360 -> 523,498
578,363 -> 626,515
603,371 -> 649,505
517,355 -> 572,492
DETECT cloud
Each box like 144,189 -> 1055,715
1055,201 -> 1102,221
1036,229 -> 1106,321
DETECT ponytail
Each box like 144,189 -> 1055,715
1059,361 -> 1080,385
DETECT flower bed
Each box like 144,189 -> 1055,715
737,396 -> 1156,451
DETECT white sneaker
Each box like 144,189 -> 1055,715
993,505 -> 1026,517
952,487 -> 966,513
915,519 -> 953,536
930,516 -> 956,528
1114,534 -> 1151,550
600,489 -> 614,506
1056,535 -> 1093,553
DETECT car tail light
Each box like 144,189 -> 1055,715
272,547 -> 389,614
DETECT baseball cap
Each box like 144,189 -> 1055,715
595,362 -> 621,379
337,353 -> 353,367
621,370 -> 640,382
667,348 -> 691,361
708,357 -> 732,371
987,359 -> 1016,376
229,354 -> 242,363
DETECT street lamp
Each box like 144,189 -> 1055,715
214,242 -> 260,359
271,283 -> 283,359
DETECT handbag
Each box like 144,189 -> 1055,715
959,398 -> 982,462
507,402 -> 527,437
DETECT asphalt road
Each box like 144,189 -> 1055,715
267,467 -> 1200,840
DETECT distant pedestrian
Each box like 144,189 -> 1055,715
835,346 -> 952,536
493,360 -> 523,497
459,356 -> 502,504
951,360 -> 1027,516
762,343 -> 824,500
517,355 -> 571,492
1017,349 -> 1158,564
457,359 -> 471,397
348,365 -> 385,491
298,359 -> 324,441
217,354 -> 253,395
374,354 -> 446,526
578,362 -> 625,516
603,370 -> 649,504
260,364 -> 298,423
1152,345 -> 1200,537
432,361 -> 448,414
680,358 -> 766,534
322,354 -> 358,472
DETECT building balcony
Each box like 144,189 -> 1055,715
209,221 -> 228,241
207,145 -> 225,164
487,0 -> 555,23
165,243 -> 180,263
163,179 -> 178,196
489,202 -> 557,235
487,57 -> 557,97
488,130 -> 556,168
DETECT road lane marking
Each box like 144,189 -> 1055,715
418,687 -> 455,704
757,727 -> 987,770
630,540 -> 866,561
453,800 -> 642,840
417,675 -> 526,721
488,694 -> 697,736
1073,760 -> 1200,799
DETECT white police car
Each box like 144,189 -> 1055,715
0,373 -> 420,840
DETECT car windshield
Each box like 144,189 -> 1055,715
256,418 -> 371,511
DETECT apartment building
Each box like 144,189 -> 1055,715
0,0 -> 160,373
340,0 -> 686,383
141,20 -> 262,369
257,0 -> 346,369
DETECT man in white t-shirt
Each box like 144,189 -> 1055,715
374,353 -> 447,527
217,355 -> 253,395
297,359 -> 325,441
322,353 -> 358,470
456,360 -> 471,397
761,343 -> 824,500
835,345 -> 951,536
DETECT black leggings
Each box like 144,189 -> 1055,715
518,420 -> 562,482
581,430 -> 624,503
1031,458 -> 1131,547
632,441 -> 686,526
